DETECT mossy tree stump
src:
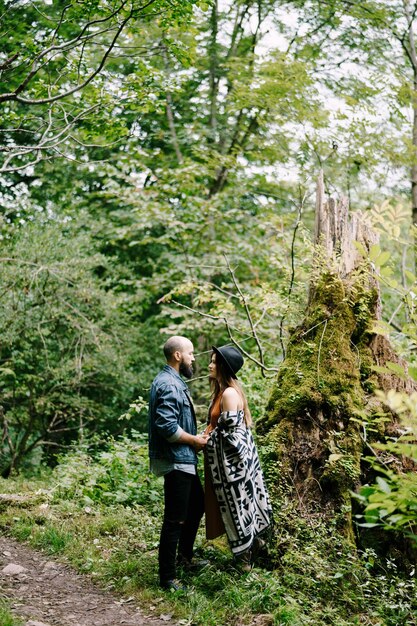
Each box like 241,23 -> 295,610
259,172 -> 416,548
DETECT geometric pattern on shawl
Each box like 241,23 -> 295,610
206,410 -> 273,555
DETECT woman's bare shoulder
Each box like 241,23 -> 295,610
222,387 -> 241,410
222,386 -> 239,398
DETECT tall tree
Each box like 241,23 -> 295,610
259,174 -> 417,559
0,218 -> 140,476
0,0 -> 202,174
282,0 -> 417,225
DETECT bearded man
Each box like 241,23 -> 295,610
148,335 -> 208,591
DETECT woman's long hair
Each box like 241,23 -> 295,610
210,352 -> 253,427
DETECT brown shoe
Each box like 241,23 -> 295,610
177,556 -> 209,572
234,549 -> 252,573
251,536 -> 266,562
160,578 -> 187,591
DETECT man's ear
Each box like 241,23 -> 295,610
173,350 -> 182,362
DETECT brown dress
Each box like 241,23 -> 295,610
204,394 -> 226,539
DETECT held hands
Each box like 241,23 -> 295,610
177,430 -> 208,451
193,433 -> 209,452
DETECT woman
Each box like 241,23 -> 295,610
204,344 -> 273,571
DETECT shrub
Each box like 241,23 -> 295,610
52,432 -> 162,508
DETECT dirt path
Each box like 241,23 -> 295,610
0,536 -> 177,626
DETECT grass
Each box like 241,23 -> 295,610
0,598 -> 24,626
0,473 -> 416,626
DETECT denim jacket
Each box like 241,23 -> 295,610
148,365 -> 197,465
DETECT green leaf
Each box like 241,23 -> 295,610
385,361 -> 407,380
387,514 -> 406,525
371,365 -> 392,375
379,266 -> 393,277
374,250 -> 390,268
365,502 -> 385,511
369,244 -> 381,261
408,366 -> 417,382
369,320 -> 390,336
376,476 -> 391,494
328,453 -> 343,463
0,368 -> 16,378
353,241 -> 367,257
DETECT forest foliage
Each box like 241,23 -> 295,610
0,0 -> 417,595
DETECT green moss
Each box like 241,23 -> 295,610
321,429 -> 362,488
258,423 -> 294,503
259,270 -> 383,540
261,272 -> 367,431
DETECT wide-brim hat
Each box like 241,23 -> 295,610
212,345 -> 244,379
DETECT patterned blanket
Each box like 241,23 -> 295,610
206,410 -> 273,555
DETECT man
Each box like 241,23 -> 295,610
148,335 -> 207,591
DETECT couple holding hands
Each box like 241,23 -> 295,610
148,336 -> 273,591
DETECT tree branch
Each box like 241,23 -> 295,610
278,185 -> 309,358
162,42 -> 183,164
223,253 -> 268,377
0,103 -> 101,172
223,317 -> 278,375
165,294 -> 279,375
403,0 -> 417,71
0,0 -> 139,105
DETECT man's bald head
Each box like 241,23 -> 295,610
163,336 -> 194,378
163,336 -> 192,360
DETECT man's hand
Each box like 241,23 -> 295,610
193,434 -> 208,452
176,430 -> 208,451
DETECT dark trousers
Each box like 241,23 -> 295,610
158,469 -> 205,584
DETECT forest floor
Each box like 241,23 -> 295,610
1,478 -> 415,626
0,536 -> 176,626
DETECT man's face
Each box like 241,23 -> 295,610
179,341 -> 195,379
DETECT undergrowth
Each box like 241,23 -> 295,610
0,437 -> 415,626
0,598 -> 23,626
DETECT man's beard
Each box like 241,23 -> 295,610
179,360 -> 193,379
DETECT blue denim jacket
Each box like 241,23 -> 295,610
148,365 -> 197,465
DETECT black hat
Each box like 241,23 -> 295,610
212,345 -> 244,379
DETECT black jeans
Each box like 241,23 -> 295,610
158,469 -> 205,584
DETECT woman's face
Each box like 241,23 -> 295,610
208,353 -> 217,379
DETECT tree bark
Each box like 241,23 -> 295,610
209,0 -> 219,140
402,1 -> 417,261
258,171 -> 417,554
412,76 -> 417,227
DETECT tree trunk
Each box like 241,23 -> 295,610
402,0 -> 417,229
209,0 -> 219,140
412,90 -> 417,228
258,172 -> 417,553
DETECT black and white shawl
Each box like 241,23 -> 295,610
206,409 -> 273,555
